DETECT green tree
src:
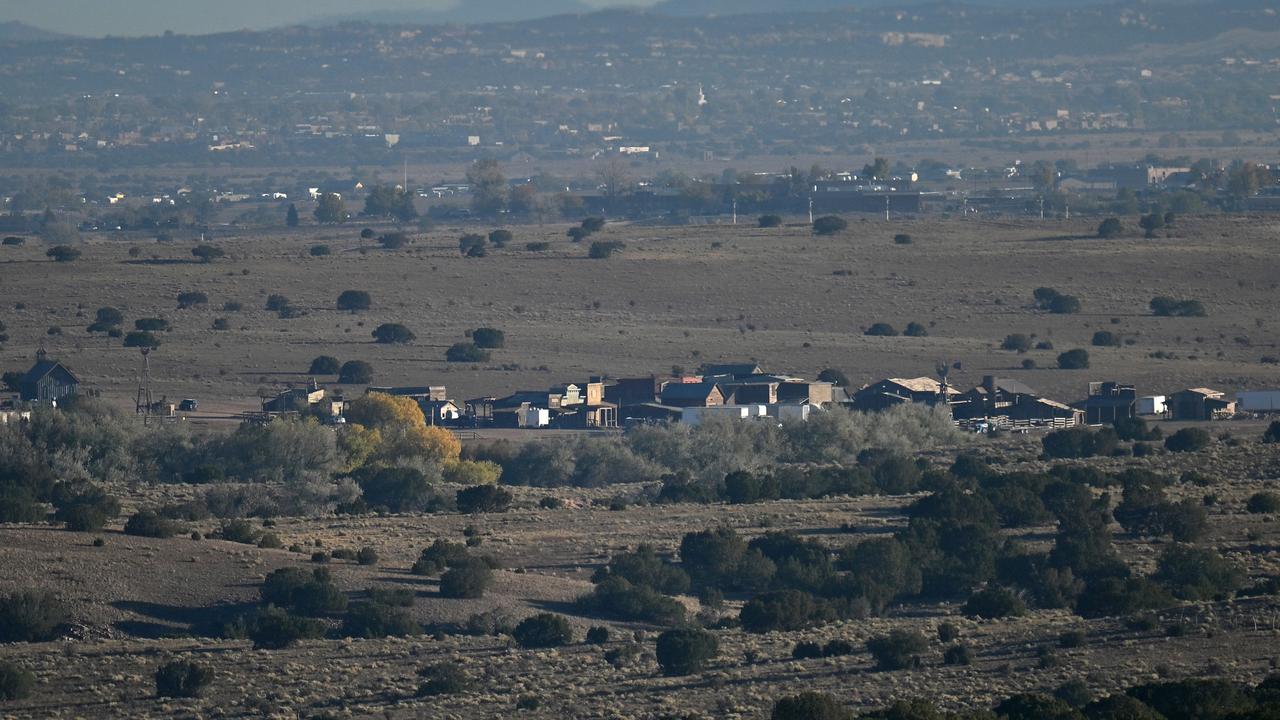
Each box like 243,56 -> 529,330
513,613 -> 573,648
286,203 -> 299,228
314,193 -> 347,224
1057,349 -> 1090,370
470,328 -> 505,348
338,360 -> 374,384
467,159 -> 507,215
1097,218 -> 1123,239
155,661 -> 213,698
863,157 -> 890,180
336,290 -> 372,312
372,323 -> 414,344
655,628 -> 719,676
771,693 -> 852,720
45,245 -> 81,262
813,216 -> 848,235
362,185 -> 417,221
191,245 -> 224,263
1138,213 -> 1164,238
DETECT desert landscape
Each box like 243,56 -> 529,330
2,211 -> 1280,719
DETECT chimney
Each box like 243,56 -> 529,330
983,375 -> 996,394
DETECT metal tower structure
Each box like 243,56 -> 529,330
135,348 -> 154,423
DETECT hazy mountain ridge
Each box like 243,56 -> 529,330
0,20 -> 69,42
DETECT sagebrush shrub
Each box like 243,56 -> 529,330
155,660 -> 213,698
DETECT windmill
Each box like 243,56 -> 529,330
135,348 -> 154,423
935,358 -> 957,408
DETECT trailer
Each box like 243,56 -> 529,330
1237,390 -> 1280,413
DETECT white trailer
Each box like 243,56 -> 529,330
1238,390 -> 1280,412
681,405 -> 768,427
1137,396 -> 1167,416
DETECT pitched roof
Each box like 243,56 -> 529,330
661,382 -> 722,400
1179,387 -> 1225,397
21,359 -> 78,386
885,377 -> 958,395
700,363 -> 762,378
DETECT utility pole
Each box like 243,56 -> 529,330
885,194 -> 890,222
732,198 -> 737,225
1065,201 -> 1070,221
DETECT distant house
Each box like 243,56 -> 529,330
1169,388 -> 1235,421
849,377 -> 957,412
554,403 -> 619,429
605,377 -> 665,407
19,350 -> 79,405
660,381 -> 728,408
954,376 -> 1083,426
263,380 -> 327,413
421,399 -> 462,425
778,379 -> 835,407
728,378 -> 780,405
1080,381 -> 1137,425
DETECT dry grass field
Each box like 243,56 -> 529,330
1,214 -> 1278,415
1,436 -> 1279,718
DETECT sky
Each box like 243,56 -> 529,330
0,0 -> 657,37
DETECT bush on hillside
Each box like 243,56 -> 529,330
341,601 -> 419,638
812,215 -> 848,235
439,559 -> 493,599
771,692 -> 852,720
1165,428 -> 1211,453
124,510 -> 182,538
655,628 -> 719,676
445,342 -> 489,363
0,660 -> 35,701
155,660 -> 213,698
336,290 -> 372,311
455,485 -> 513,514
0,590 -> 68,642
866,630 -> 929,671
470,327 -> 505,349
338,360 -> 374,384
417,662 -> 470,696
964,586 -> 1027,619
512,613 -> 573,648
244,606 -> 324,649
260,567 -> 347,616
309,355 -> 340,375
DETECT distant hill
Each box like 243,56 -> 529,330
651,0 -> 1115,15
309,0 -> 594,27
0,21 -> 68,42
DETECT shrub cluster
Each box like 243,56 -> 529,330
655,628 -> 719,675
0,590 -> 68,642
0,660 -> 35,701
154,660 -> 213,698
1150,297 -> 1207,317
512,613 -> 573,648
